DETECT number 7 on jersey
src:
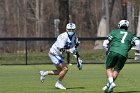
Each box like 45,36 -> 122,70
120,31 -> 128,43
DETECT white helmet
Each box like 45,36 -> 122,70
66,23 -> 76,30
118,20 -> 129,28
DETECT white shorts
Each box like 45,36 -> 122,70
48,53 -> 64,65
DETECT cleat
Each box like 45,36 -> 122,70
102,82 -> 115,93
68,63 -> 73,65
102,83 -> 109,92
39,71 -> 46,83
55,81 -> 66,89
102,85 -> 108,93
108,82 -> 116,93
102,85 -> 108,91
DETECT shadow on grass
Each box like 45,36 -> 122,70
66,87 -> 85,89
114,91 -> 140,93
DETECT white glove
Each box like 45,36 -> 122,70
103,40 -> 109,51
77,59 -> 83,70
69,47 -> 78,54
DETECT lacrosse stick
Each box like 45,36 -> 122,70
73,38 -> 83,70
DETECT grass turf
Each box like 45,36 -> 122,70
0,64 -> 140,93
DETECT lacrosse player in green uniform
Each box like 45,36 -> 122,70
102,20 -> 140,93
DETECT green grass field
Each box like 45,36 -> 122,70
0,64 -> 140,93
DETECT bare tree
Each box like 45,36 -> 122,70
136,1 -> 140,36
23,0 -> 27,37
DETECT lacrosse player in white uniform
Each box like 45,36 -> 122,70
39,23 -> 82,89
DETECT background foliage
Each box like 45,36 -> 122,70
0,0 -> 140,52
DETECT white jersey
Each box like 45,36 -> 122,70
49,32 -> 76,55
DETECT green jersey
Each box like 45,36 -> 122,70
107,29 -> 138,57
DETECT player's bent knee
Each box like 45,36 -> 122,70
63,67 -> 68,72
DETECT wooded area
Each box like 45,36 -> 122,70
0,0 -> 140,52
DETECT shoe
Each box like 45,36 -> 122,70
55,81 -> 66,89
68,63 -> 73,65
102,82 -> 115,93
108,82 -> 116,93
39,71 -> 47,83
102,84 -> 109,93
102,85 -> 108,91
102,86 -> 113,93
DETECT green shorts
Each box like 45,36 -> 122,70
105,51 -> 127,71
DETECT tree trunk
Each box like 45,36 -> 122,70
127,1 -> 132,32
137,6 -> 140,36
59,0 -> 69,33
94,0 -> 108,49
23,0 -> 27,37
35,0 -> 40,37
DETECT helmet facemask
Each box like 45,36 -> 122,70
118,20 -> 129,30
66,23 -> 76,36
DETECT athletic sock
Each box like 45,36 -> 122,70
43,71 -> 48,76
108,77 -> 113,84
